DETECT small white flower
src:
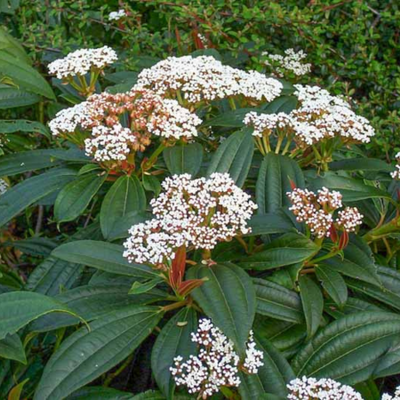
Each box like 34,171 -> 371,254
0,179 -> 8,195
171,319 -> 263,398
382,386 -> 400,399
123,173 -> 257,266
391,152 -> 400,180
109,9 -> 126,21
287,376 -> 363,399
263,48 -> 311,77
48,46 -> 118,80
136,55 -> 282,104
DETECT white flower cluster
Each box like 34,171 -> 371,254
48,46 -> 118,80
244,85 -> 375,146
287,376 -> 363,400
263,48 -> 312,77
123,173 -> 257,266
136,55 -> 283,103
391,152 -> 400,180
243,111 -> 293,138
0,179 -> 8,195
170,319 -> 263,399
109,9 -> 126,21
49,89 -> 201,162
287,187 -> 363,238
382,386 -> 400,400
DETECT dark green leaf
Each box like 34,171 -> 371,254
100,175 -> 146,240
0,334 -> 26,364
206,128 -> 254,187
34,306 -> 163,400
299,276 -> 323,339
292,311 -> 400,384
55,173 -> 107,222
330,158 -> 394,173
0,84 -> 39,108
187,263 -> 256,354
152,307 -> 197,399
246,211 -> 294,236
0,120 -> 49,137
239,233 -> 318,270
0,291 -> 80,339
316,265 -> 348,308
256,153 -> 304,214
0,167 -> 76,227
163,143 -> 203,177
254,278 -> 303,323
52,240 -> 157,279
67,386 -> 135,399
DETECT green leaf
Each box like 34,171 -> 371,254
206,128 -> 254,187
323,236 -> 380,285
0,291 -> 80,340
67,386 -> 135,399
298,276 -> 323,339
55,173 -> 107,222
0,84 -> 39,108
131,392 -> 165,400
32,284 -> 168,332
254,279 -> 303,324
0,27 -> 29,61
152,307 -> 198,399
33,306 -> 163,400
291,311 -> 400,384
246,211 -> 294,236
373,344 -> 400,378
0,120 -> 49,137
262,96 -> 298,114
0,149 -> 65,176
100,175 -> 146,240
0,52 -> 55,99
0,167 -> 76,228
52,240 -> 157,279
203,107 -> 258,127
256,153 -> 304,214
242,334 -> 294,397
187,263 -> 256,354
330,158 -> 395,173
163,143 -> 203,177
239,233 -> 318,270
309,173 -> 392,202
129,278 -> 163,295
354,380 -> 381,400
315,265 -> 348,308
0,334 -> 26,364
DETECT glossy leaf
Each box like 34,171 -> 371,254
55,173 -> 107,223
292,311 -> 400,384
246,211 -> 294,236
34,306 -> 163,400
0,334 -> 26,364
239,233 -> 318,270
254,278 -> 303,323
67,386 -> 135,399
0,84 -> 39,108
187,263 -> 256,354
330,158 -> 394,173
151,307 -> 197,399
0,291 -> 79,340
163,143 -> 203,176
100,175 -> 146,240
0,167 -> 76,227
206,128 -> 254,187
256,153 -> 304,214
316,265 -> 348,308
298,276 -> 323,339
52,240 -> 157,279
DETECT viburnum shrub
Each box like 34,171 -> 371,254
1,40 -> 400,400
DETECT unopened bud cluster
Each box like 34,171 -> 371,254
49,89 -> 201,162
123,173 -> 257,266
287,187 -> 363,238
263,48 -> 311,77
48,46 -> 118,80
136,55 -> 283,104
170,319 -> 263,399
287,376 -> 363,400
244,84 -> 374,147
